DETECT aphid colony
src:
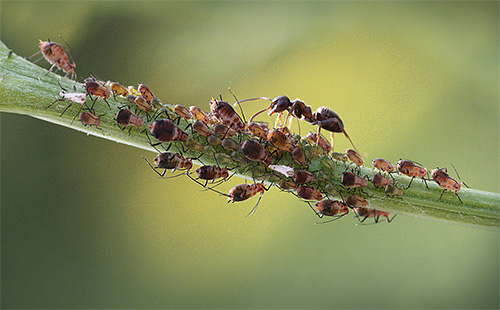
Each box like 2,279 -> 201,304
33,39 -> 468,225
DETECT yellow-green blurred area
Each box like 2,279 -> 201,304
1,1 -> 499,308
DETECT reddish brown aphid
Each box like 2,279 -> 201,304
293,170 -> 316,185
149,119 -> 188,143
314,199 -> 349,219
305,132 -> 331,154
116,108 -> 143,129
354,207 -> 395,224
193,120 -> 214,137
346,148 -> 364,167
312,107 -> 357,152
134,96 -> 153,113
174,104 -> 192,119
431,167 -> 464,203
79,112 -> 101,127
143,152 -> 193,177
138,84 -> 155,103
267,129 -> 294,152
296,186 -> 323,201
228,183 -> 266,218
241,140 -> 274,164
341,172 -> 368,189
189,106 -> 211,124
397,160 -> 428,189
372,173 -> 393,188
84,77 -> 111,106
372,158 -> 396,173
345,195 -> 368,208
36,40 -> 76,79
210,98 -> 245,131
196,165 -> 229,182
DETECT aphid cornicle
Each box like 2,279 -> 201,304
210,99 -> 245,131
293,170 -> 316,185
149,119 -> 188,143
116,108 -> 143,129
372,158 -> 396,173
354,207 -> 395,224
241,140 -> 274,164
193,120 -> 214,137
79,112 -> 101,127
143,152 -> 192,177
346,148 -> 364,167
296,186 -> 323,201
196,166 -> 229,182
138,84 -> 155,103
431,167 -> 464,203
397,160 -> 428,189
34,39 -> 76,79
314,199 -> 349,218
372,173 -> 393,188
341,171 -> 368,189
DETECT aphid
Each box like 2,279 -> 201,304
372,173 -> 393,188
269,165 -> 295,177
214,124 -> 236,138
354,207 -> 396,224
431,167 -> 465,203
241,140 -> 274,164
83,77 -> 111,107
345,195 -> 368,208
267,129 -> 294,152
31,39 -> 76,79
314,199 -> 349,221
228,183 -> 266,218
221,138 -> 240,151
293,170 -> 316,185
126,94 -> 137,104
207,135 -> 221,146
190,106 -> 211,124
372,158 -> 396,173
186,138 -> 205,153
143,152 -> 192,177
291,146 -> 307,166
46,83 -> 87,117
304,132 -> 331,154
346,148 -> 363,167
247,122 -> 269,140
341,171 -> 368,189
193,120 -> 214,137
107,81 -> 128,97
397,160 -> 428,189
210,98 -> 245,131
385,184 -> 404,198
149,119 -> 188,143
79,111 -> 101,128
128,86 -> 140,97
116,108 -> 143,130
331,152 -> 348,162
196,165 -> 229,183
296,186 -> 323,201
174,104 -> 192,119
134,96 -> 153,113
138,83 -> 155,103
311,107 -> 357,152
278,180 -> 296,190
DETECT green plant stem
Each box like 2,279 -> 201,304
1,40 -> 499,230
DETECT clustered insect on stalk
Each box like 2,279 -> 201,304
29,38 -> 469,224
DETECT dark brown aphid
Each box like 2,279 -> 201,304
431,167 -> 464,203
228,183 -> 266,218
33,40 -> 76,79
116,108 -> 143,129
149,119 -> 188,143
372,173 -> 393,188
210,98 -> 245,131
293,170 -> 316,185
341,172 -> 368,189
214,124 -> 236,138
291,146 -> 307,166
143,152 -> 192,177
207,135 -> 221,146
174,104 -> 192,119
196,165 -> 229,181
241,140 -> 274,164
193,120 -> 214,137
221,138 -> 240,151
314,199 -> 349,219
346,148 -> 363,167
397,160 -> 428,189
267,129 -> 294,152
311,107 -> 357,152
79,112 -> 101,127
296,186 -> 323,201
345,195 -> 368,208
372,158 -> 396,173
354,207 -> 396,224
138,84 -> 155,103
189,106 -> 212,124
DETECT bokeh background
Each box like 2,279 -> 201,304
1,1 -> 499,308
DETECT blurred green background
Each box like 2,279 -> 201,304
1,1 -> 499,308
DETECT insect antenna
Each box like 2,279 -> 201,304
243,191 -> 264,219
450,162 -> 469,188
228,87 -> 247,124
